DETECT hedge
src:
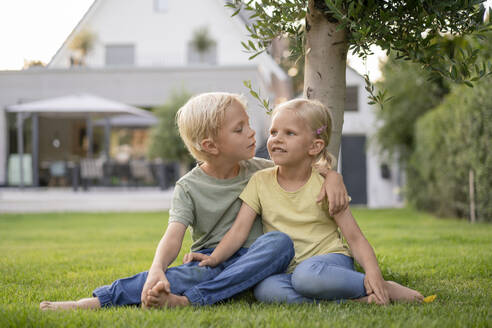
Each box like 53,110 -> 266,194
407,75 -> 492,222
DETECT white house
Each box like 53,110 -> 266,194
0,0 -> 402,207
343,68 -> 402,207
48,0 -> 289,142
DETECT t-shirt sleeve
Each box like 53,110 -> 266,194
239,173 -> 261,214
251,157 -> 274,170
168,183 -> 194,227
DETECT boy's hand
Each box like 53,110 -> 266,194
317,170 -> 350,216
141,267 -> 170,308
183,252 -> 219,267
364,270 -> 389,305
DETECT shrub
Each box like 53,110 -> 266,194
407,76 -> 492,222
147,91 -> 193,164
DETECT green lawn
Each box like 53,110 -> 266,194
0,208 -> 491,327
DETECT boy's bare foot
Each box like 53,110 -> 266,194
145,281 -> 190,308
40,298 -> 101,311
386,281 -> 424,302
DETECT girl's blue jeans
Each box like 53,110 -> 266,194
254,253 -> 367,303
92,231 -> 294,307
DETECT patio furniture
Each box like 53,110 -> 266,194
6,93 -> 155,188
152,161 -> 179,190
48,161 -> 67,187
80,158 -> 104,190
130,159 -> 153,186
8,154 -> 32,186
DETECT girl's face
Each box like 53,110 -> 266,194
267,109 -> 317,167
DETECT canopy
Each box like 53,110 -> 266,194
6,93 -> 154,188
94,114 -> 158,128
6,93 -> 151,118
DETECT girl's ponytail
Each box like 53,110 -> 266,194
314,147 -> 335,172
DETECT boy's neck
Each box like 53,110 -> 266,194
200,159 -> 241,179
277,161 -> 313,192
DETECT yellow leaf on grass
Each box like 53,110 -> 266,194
423,295 -> 437,303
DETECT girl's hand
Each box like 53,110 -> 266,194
183,252 -> 219,267
364,270 -> 389,305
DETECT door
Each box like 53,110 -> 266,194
340,135 -> 367,205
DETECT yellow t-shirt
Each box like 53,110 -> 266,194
240,166 -> 351,272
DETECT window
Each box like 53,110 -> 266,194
187,42 -> 217,65
154,0 -> 168,12
345,86 -> 358,111
105,45 -> 135,66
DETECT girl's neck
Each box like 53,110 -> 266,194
200,159 -> 240,179
277,161 -> 313,192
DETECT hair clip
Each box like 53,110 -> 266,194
316,125 -> 327,135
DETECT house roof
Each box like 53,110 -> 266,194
47,1 -> 362,83
47,0 -> 287,80
48,0 -> 100,68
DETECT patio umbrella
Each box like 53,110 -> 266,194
94,114 -> 158,128
6,93 -> 152,118
5,93 -> 152,187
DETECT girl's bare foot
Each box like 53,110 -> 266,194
145,281 -> 190,308
40,297 -> 101,311
386,281 -> 424,302
353,293 -> 385,305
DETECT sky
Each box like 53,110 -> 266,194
0,0 -> 95,70
0,0 -> 490,81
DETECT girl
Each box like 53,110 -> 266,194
180,99 -> 423,305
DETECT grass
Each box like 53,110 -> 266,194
0,208 -> 491,328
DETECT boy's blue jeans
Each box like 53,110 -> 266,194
254,253 -> 367,303
93,231 -> 294,307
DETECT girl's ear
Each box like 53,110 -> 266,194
201,138 -> 219,155
308,139 -> 325,156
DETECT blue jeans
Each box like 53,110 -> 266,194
254,253 -> 367,303
93,231 -> 294,307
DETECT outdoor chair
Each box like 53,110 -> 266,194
129,159 -> 153,187
80,158 -> 104,190
48,161 -> 67,187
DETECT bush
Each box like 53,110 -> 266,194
148,91 -> 193,164
407,76 -> 492,222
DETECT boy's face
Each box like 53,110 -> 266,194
214,100 -> 256,161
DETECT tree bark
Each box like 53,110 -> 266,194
304,0 -> 348,167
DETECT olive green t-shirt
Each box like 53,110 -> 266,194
169,157 -> 273,251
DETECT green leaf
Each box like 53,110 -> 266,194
231,7 -> 242,17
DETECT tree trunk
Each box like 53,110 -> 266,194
304,0 -> 348,167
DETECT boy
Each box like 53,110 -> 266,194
40,92 -> 349,310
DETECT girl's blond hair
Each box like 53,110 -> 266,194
273,98 -> 335,171
176,92 -> 248,162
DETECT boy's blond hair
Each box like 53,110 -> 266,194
273,98 -> 335,171
176,92 -> 248,162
